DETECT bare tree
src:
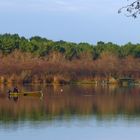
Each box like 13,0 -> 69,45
118,0 -> 140,18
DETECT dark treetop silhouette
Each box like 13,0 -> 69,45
119,0 -> 140,18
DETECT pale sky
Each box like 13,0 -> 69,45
0,0 -> 140,44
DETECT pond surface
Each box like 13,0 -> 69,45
0,84 -> 140,140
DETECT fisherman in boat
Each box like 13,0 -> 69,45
13,87 -> 19,93
8,89 -> 12,99
8,89 -> 12,94
11,87 -> 19,102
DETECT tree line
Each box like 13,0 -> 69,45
0,33 -> 140,60
0,33 -> 140,84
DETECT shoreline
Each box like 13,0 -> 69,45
0,76 -> 139,86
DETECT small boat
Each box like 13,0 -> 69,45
9,91 -> 43,97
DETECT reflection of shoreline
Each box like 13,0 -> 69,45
0,85 -> 140,123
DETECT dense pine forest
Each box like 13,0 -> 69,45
0,33 -> 140,84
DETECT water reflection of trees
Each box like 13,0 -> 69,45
0,85 -> 140,122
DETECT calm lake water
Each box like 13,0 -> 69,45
0,84 -> 140,140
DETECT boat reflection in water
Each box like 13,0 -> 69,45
8,95 -> 19,102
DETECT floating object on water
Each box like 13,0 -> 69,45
9,91 -> 43,98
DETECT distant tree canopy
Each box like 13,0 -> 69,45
119,0 -> 140,18
0,33 -> 140,60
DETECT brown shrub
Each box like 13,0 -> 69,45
0,51 -> 140,84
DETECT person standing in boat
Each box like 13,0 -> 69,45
12,87 -> 19,102
13,87 -> 19,93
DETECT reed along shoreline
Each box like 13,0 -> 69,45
0,52 -> 140,85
